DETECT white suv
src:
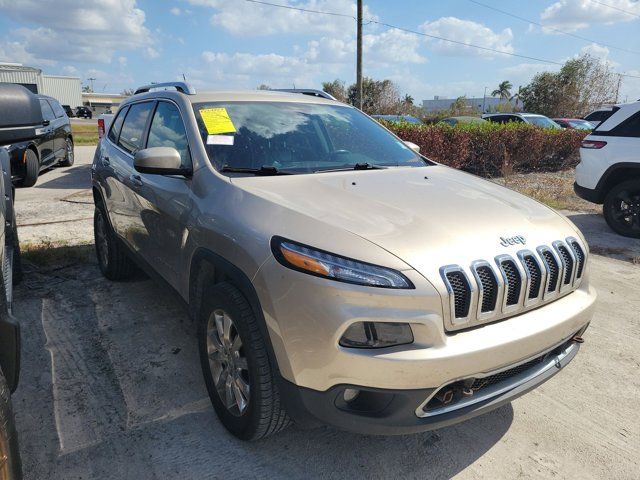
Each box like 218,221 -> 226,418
575,101 -> 640,238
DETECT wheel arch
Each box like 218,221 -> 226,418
188,248 -> 281,374
596,163 -> 640,202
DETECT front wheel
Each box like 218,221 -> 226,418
603,179 -> 640,239
59,138 -> 74,167
198,282 -> 290,440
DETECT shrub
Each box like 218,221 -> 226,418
385,121 -> 587,178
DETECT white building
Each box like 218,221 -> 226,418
422,95 -> 522,113
0,63 -> 82,107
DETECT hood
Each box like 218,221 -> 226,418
231,165 -> 579,277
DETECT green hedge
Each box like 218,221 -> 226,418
384,122 -> 588,178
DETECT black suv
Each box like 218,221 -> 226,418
75,106 -> 92,119
6,95 -> 74,187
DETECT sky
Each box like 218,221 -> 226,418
0,0 -> 639,104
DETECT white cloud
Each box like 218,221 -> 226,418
170,7 -> 181,16
303,28 -> 426,66
186,0 -> 374,36
541,0 -> 640,32
420,17 -> 514,57
0,0 -> 154,64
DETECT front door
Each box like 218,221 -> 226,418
129,100 -> 193,288
38,98 -> 56,165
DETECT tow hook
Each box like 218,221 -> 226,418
435,389 -> 454,405
572,335 -> 585,344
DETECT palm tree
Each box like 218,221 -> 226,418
491,80 -> 513,100
403,94 -> 414,106
509,85 -> 526,110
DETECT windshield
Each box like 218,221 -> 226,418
568,119 -> 594,130
193,102 -> 428,174
524,116 -> 561,129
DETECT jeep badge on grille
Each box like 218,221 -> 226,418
500,235 -> 526,247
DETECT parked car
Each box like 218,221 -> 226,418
62,105 -> 74,118
6,94 -> 74,187
0,82 -> 37,479
482,113 -> 561,128
92,82 -> 595,440
552,118 -> 594,130
438,116 -> 487,126
75,106 -> 92,119
371,114 -> 421,124
574,100 -> 640,238
583,107 -> 617,128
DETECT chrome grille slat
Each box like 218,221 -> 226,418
442,239 -> 587,331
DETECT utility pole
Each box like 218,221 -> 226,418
482,86 -> 487,113
356,0 -> 363,110
87,77 -> 96,92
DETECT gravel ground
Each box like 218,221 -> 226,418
10,146 -> 640,480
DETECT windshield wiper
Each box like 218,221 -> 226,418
220,166 -> 293,176
314,163 -> 388,173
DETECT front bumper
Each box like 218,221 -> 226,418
280,334 -> 584,435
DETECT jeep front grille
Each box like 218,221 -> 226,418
444,270 -> 471,319
440,237 -> 587,331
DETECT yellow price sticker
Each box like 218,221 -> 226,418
200,107 -> 236,135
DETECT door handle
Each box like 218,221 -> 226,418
129,174 -> 143,188
102,156 -> 110,167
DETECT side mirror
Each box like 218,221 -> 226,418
133,147 -> 190,176
403,141 -> 420,154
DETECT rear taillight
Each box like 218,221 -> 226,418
581,139 -> 607,149
98,119 -> 105,138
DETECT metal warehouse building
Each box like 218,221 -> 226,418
0,63 -> 82,108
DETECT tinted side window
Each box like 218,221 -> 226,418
118,102 -> 154,154
50,99 -> 66,118
610,111 -> 640,138
108,106 -> 128,144
147,102 -> 191,167
40,99 -> 56,122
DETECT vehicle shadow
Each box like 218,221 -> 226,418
566,212 -> 640,261
12,244 -> 512,479
34,163 -> 92,190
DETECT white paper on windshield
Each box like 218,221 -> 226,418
207,135 -> 235,146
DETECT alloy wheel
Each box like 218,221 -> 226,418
206,309 -> 250,416
611,188 -> 640,233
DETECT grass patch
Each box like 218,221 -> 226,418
71,123 -> 99,146
493,169 -> 601,213
21,240 -> 94,267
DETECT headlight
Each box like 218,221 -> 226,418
271,236 -> 414,289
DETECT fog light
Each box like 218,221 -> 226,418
343,388 -> 360,403
339,322 -> 413,348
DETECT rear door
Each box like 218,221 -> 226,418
38,99 -> 56,165
46,99 -> 70,159
128,100 -> 193,287
108,101 -> 155,249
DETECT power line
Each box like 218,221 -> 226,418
242,0 -> 640,79
468,0 -> 640,56
244,0 -> 354,19
586,0 -> 640,19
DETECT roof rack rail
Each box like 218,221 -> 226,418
272,89 -> 336,101
134,82 -> 196,95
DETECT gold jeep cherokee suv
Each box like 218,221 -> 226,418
91,82 -> 596,439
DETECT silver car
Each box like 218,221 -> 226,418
91,82 -> 596,440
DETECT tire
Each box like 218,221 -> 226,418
0,370 -> 21,480
603,179 -> 640,239
8,207 -> 21,287
94,205 -> 135,280
59,138 -> 74,167
198,282 -> 290,440
17,149 -> 38,188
